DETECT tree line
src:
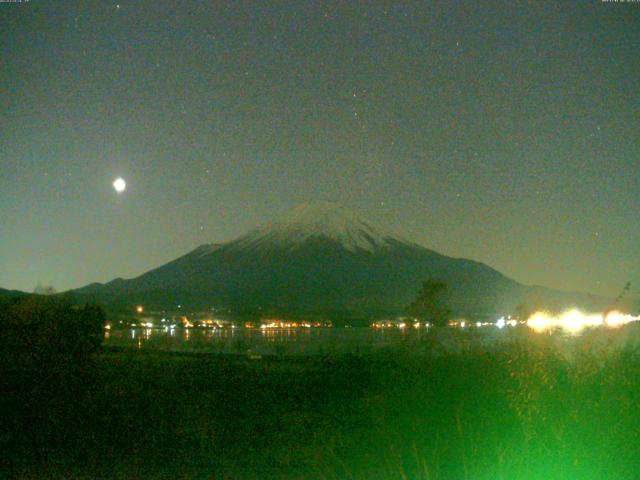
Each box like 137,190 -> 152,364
0,294 -> 105,359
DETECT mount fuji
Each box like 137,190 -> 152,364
72,202 -> 606,321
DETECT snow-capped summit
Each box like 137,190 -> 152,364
233,202 -> 403,252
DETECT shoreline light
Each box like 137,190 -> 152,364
526,309 -> 639,334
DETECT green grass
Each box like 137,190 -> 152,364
2,328 -> 640,479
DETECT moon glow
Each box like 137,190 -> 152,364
113,177 -> 126,193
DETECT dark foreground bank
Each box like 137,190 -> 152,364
2,328 -> 640,480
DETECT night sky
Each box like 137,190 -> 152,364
1,1 -> 638,297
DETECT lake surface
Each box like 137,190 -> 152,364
104,326 -> 442,356
102,323 -> 640,357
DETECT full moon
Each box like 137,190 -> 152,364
113,177 -> 126,193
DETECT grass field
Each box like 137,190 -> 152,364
3,327 -> 640,479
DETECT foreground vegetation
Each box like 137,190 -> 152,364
0,295 -> 104,359
2,320 -> 640,480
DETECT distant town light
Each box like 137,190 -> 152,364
605,310 -> 639,328
136,305 -> 144,313
526,309 -> 640,334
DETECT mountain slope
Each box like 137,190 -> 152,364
0,288 -> 30,300
71,202 -> 608,320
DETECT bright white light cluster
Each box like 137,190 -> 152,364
526,309 -> 640,334
495,317 -> 518,329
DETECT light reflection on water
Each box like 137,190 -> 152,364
103,326 -> 495,356
102,323 -> 640,357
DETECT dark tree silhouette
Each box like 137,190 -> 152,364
0,296 -> 105,359
514,302 -> 532,322
407,279 -> 451,327
33,284 -> 57,295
